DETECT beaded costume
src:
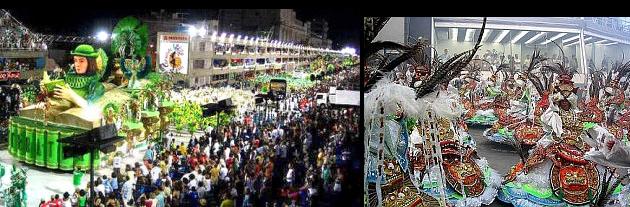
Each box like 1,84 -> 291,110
365,17 -> 499,207
499,51 -> 627,207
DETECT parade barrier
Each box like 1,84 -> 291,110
8,116 -> 100,171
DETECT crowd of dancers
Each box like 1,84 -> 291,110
365,17 -> 630,207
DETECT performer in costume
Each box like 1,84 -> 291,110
582,61 -> 630,207
593,61 -> 630,143
499,51 -> 626,207
484,55 -> 546,150
415,80 -> 501,207
365,17 -> 499,207
364,17 -> 438,206
482,64 -> 518,144
461,59 -> 498,126
365,77 -> 438,207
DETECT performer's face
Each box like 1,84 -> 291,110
74,56 -> 88,74
413,65 -> 426,79
558,99 -> 571,111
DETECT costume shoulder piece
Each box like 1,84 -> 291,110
95,48 -> 108,78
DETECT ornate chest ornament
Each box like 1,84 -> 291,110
514,123 -> 543,146
442,149 -> 486,197
548,143 -> 600,205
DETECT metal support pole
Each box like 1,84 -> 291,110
579,28 -> 589,91
89,148 -> 95,207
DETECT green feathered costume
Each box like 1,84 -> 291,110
111,16 -> 151,89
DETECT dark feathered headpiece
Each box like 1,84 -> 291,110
414,17 -> 487,98
363,17 -> 488,99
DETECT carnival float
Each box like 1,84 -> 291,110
6,16 -> 176,171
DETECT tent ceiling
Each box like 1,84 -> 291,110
435,27 -> 618,46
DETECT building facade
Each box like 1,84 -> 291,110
218,9 -> 333,49
185,31 -> 343,87
306,19 -> 333,49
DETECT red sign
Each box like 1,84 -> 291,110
162,35 -> 189,42
0,71 -> 20,81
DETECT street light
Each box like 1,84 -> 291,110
342,47 -> 356,56
220,32 -> 227,43
211,31 -> 218,42
187,26 -> 198,37
198,27 -> 207,37
96,31 -> 109,42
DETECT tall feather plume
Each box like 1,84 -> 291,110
427,46 -> 443,70
542,41 -> 575,77
364,46 -> 414,90
616,53 -> 630,90
366,41 -> 410,60
363,17 -> 413,91
415,17 -> 487,98
590,70 -> 605,100
541,63 -> 564,76
364,17 -> 390,45
365,53 -> 388,84
615,61 -> 630,82
525,50 -> 548,95
618,58 -> 630,90
460,58 -> 488,82
365,35 -> 434,91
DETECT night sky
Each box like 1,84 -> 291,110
6,9 -> 359,51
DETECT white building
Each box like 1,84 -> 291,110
185,31 -> 343,87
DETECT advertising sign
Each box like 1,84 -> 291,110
0,71 -> 20,81
158,33 -> 189,74
269,79 -> 287,100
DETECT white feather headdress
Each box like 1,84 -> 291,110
416,82 -> 464,120
364,75 -> 425,123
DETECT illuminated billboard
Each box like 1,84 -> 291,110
157,33 -> 189,74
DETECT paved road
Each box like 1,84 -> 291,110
468,126 -> 520,207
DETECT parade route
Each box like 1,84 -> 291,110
468,127 -> 520,207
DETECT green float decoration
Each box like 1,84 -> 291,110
46,130 -> 60,169
111,16 -> 151,89
35,128 -> 46,167
59,131 -> 75,171
9,120 -> 17,155
16,124 -> 25,161
74,151 -> 89,171
24,126 -> 35,164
